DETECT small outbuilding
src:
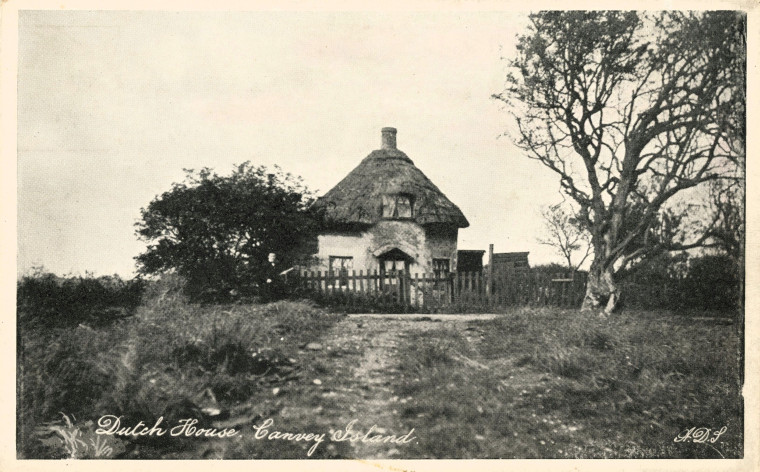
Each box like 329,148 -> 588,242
457,250 -> 486,274
492,251 -> 531,271
308,127 -> 469,285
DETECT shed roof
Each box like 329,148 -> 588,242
493,252 -> 530,261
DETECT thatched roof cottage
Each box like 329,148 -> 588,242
309,127 -> 469,285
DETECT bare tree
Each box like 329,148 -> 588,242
494,11 -> 745,313
538,204 -> 592,271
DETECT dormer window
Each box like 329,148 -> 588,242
382,194 -> 414,219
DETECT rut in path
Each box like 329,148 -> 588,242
323,315 -> 497,459
345,325 -> 406,459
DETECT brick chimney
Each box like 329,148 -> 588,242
381,127 -> 397,150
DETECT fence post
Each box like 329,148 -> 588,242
477,272 -> 484,306
487,244 -> 494,301
387,270 -> 393,310
382,270 -> 386,307
358,269 -> 365,307
537,272 -> 544,306
372,269 -> 379,308
349,269 -> 356,309
570,270 -> 576,307
459,272 -> 472,303
451,272 -> 458,304
445,273 -> 452,305
413,273 -> 419,310
498,271 -> 504,305
400,270 -> 405,310
396,271 -> 403,311
471,271 -> 476,303
404,271 -> 410,312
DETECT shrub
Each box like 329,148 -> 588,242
134,163 -> 322,304
139,272 -> 189,308
681,255 -> 742,312
17,270 -> 146,329
619,253 -> 742,313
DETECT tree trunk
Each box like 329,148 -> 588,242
582,262 -> 621,314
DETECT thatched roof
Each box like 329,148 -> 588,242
314,128 -> 469,228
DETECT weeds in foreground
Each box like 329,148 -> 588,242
391,308 -> 743,458
18,278 -> 342,459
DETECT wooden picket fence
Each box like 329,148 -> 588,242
294,269 -> 587,313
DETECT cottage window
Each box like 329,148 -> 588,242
382,194 -> 413,219
329,256 -> 353,287
433,258 -> 450,278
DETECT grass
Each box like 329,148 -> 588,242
390,307 -> 743,458
17,275 -> 343,459
18,274 -> 744,459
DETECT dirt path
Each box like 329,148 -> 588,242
348,313 -> 500,321
245,315 -> 456,459
304,314 -> 490,459
195,311 -> 741,460
342,326 -> 402,458
205,314 -> 494,459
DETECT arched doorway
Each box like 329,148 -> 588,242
376,248 -> 413,304
378,248 -> 411,276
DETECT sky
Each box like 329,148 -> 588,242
17,10 -> 578,277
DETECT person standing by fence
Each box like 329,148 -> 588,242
260,252 -> 291,302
